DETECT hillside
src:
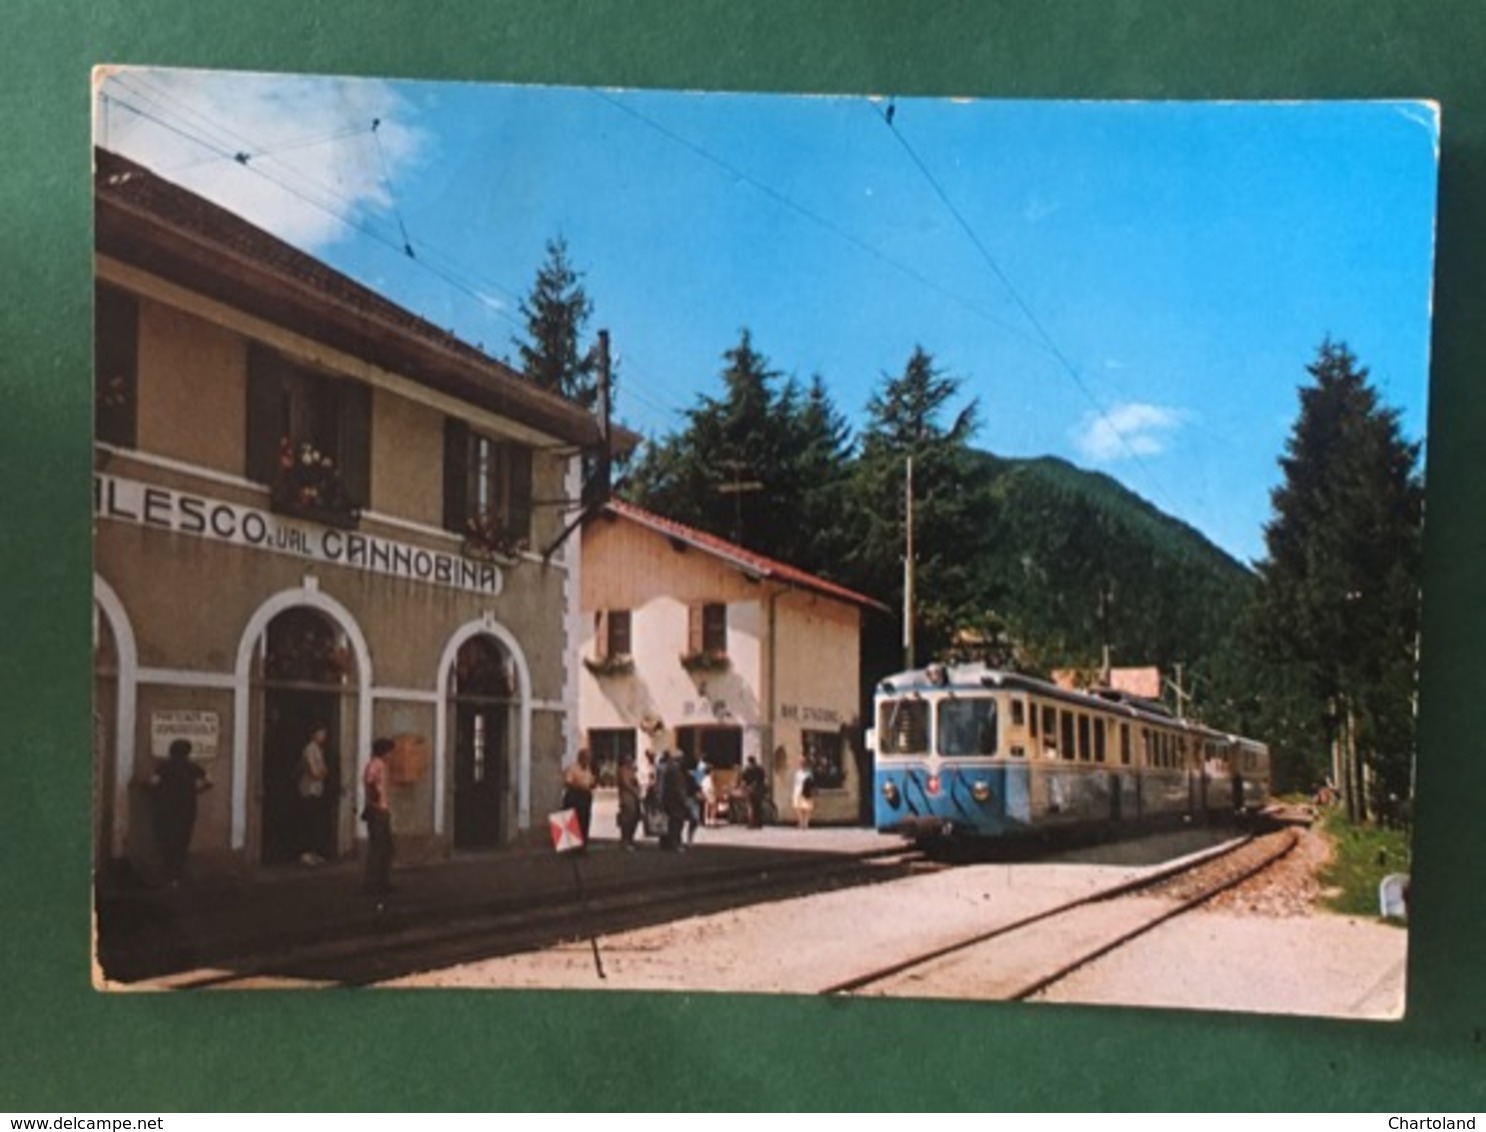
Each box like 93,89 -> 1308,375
955,450 -> 1254,681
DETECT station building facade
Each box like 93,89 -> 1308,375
578,501 -> 885,824
93,149 -> 623,875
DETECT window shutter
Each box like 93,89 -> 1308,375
507,444 -> 533,540
337,380 -> 372,509
687,604 -> 703,655
443,418 -> 470,533
595,610 -> 609,660
245,344 -> 283,485
94,285 -> 138,448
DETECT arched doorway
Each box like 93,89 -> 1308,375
449,635 -> 515,849
256,607 -> 357,865
93,577 -> 137,869
93,601 -> 120,871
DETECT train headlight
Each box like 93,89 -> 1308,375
972,780 -> 993,803
881,780 -> 901,807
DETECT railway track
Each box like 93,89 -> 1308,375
139,847 -> 931,989
821,827 -> 1300,1000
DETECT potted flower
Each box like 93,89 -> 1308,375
583,653 -> 635,677
680,648 -> 730,674
462,511 -> 529,564
270,437 -> 361,529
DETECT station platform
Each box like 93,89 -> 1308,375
94,794 -> 893,987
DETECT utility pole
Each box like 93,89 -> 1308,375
595,329 -> 612,502
715,459 -> 763,544
1097,579 -> 1114,685
1167,663 -> 1191,721
903,454 -> 915,671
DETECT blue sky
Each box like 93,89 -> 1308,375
94,69 -> 1439,565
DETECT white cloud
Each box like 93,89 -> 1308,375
1074,402 -> 1184,462
94,67 -> 427,251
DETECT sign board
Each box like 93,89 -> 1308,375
150,710 -> 219,760
96,473 -> 503,596
548,808 -> 584,853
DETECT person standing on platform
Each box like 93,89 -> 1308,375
362,737 -> 395,899
791,752 -> 816,830
297,723 -> 330,866
741,755 -> 766,829
616,752 -> 642,850
150,738 -> 211,886
562,748 -> 597,848
658,749 -> 690,851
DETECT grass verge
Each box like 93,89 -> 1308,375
1318,807 -> 1411,922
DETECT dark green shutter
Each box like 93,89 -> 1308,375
337,380 -> 372,509
443,418 -> 470,533
507,444 -> 533,541
245,344 -> 283,485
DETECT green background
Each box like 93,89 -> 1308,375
4,0 -> 1484,1111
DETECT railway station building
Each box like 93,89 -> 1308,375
92,148 -> 630,877
578,501 -> 886,823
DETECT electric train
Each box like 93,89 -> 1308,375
870,662 -> 1269,846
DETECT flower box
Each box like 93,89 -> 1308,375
271,492 -> 361,530
680,650 -> 730,674
583,654 -> 635,678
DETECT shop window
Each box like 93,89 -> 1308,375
95,285 -> 137,448
587,728 -> 636,788
246,345 -> 370,525
802,729 -> 846,790
676,725 -> 743,770
443,419 -> 533,557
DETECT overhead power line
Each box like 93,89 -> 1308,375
872,98 -> 1175,514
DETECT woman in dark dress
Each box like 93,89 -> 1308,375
150,739 -> 211,885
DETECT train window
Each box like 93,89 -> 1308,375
1060,711 -> 1075,760
877,699 -> 929,755
1094,720 -> 1106,763
1029,702 -> 1039,738
1120,723 -> 1131,766
1011,698 -> 1026,728
1077,714 -> 1091,761
1043,705 -> 1057,744
938,697 -> 998,757
1141,728 -> 1151,767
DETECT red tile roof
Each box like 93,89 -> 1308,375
603,500 -> 888,612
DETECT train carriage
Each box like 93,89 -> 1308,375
869,663 -> 1269,846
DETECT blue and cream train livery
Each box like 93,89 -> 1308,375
870,663 -> 1269,845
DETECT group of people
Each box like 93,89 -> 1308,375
147,726 -> 397,901
610,748 -> 692,850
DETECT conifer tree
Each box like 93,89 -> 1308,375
850,346 -> 987,664
1246,340 -> 1423,813
513,237 -> 598,410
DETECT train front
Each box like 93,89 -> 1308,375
871,663 -> 1017,844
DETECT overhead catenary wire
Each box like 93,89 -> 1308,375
872,97 -> 1176,515
592,89 -> 1055,360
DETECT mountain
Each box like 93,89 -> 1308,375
958,450 -> 1254,689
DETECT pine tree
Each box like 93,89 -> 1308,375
625,331 -> 856,576
1247,340 -> 1423,813
850,346 -> 987,665
513,237 -> 598,409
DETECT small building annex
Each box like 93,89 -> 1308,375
92,148 -> 631,876
579,500 -> 887,824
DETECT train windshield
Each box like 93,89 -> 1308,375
877,698 -> 930,755
937,696 -> 999,757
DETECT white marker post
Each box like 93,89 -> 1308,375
548,808 -> 605,979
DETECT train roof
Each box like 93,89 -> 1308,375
875,663 -> 1249,741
